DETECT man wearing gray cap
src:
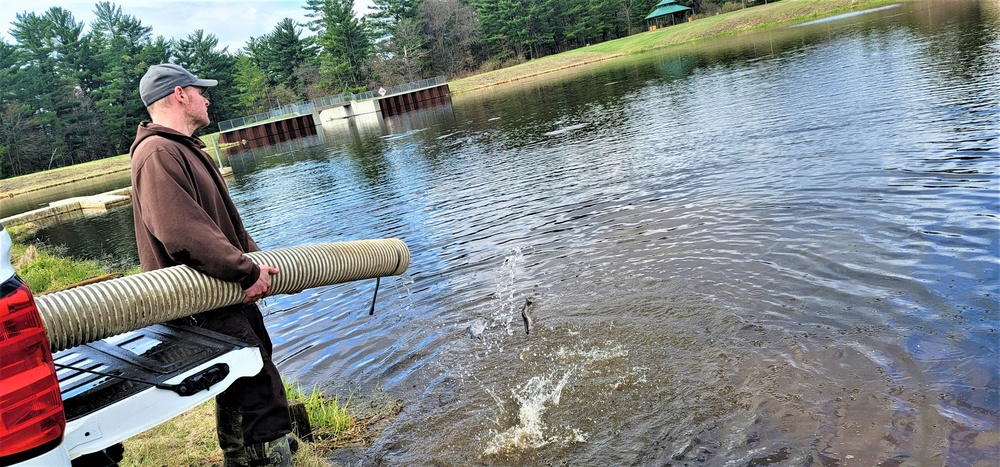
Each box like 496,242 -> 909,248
129,63 -> 293,467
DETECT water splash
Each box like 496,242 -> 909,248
492,247 -> 525,330
480,342 -> 631,456
469,247 -> 529,346
483,371 -> 577,455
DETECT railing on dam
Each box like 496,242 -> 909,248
218,102 -> 316,132
217,76 -> 446,132
377,76 -> 447,98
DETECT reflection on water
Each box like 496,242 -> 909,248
29,206 -> 138,268
24,1 -> 1000,464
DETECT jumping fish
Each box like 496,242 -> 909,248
521,296 -> 534,335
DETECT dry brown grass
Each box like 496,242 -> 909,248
121,401 -> 330,467
12,244 -> 37,270
122,400 -> 348,467
121,400 -> 224,466
120,392 -> 402,467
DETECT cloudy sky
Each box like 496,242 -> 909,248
2,0 -> 374,53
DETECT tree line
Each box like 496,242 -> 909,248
0,0 -> 747,178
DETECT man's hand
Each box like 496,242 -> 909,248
244,265 -> 279,303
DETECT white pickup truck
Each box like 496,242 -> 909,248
0,221 -> 262,466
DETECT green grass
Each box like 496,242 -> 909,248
285,382 -> 354,438
6,224 -> 135,293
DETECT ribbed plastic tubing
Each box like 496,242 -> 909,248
35,239 -> 410,352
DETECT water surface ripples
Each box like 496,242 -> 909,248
236,4 -> 1000,463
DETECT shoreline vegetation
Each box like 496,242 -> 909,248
0,0 -> 897,202
5,1 -> 899,465
446,0 -> 897,94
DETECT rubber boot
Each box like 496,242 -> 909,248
217,402 -> 249,467
246,435 -> 293,467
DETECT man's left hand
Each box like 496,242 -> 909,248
244,265 -> 279,303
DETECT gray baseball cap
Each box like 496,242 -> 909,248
139,63 -> 218,106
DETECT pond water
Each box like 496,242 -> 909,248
26,1 -> 1000,464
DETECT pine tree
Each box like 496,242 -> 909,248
88,2 -> 154,152
172,30 -> 238,132
245,18 -> 317,95
304,0 -> 373,92
233,54 -> 271,114
368,0 -> 423,38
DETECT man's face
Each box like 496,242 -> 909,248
183,86 -> 211,129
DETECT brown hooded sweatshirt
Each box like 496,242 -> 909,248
130,122 -> 260,289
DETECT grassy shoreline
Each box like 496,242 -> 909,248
446,0 -> 899,93
0,0 -> 899,203
0,134 -> 220,200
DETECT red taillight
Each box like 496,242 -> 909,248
0,280 -> 66,458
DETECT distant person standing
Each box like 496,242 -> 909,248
130,63 -> 292,467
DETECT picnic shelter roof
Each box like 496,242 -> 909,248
644,0 -> 693,21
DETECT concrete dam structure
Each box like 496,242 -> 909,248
219,80 -> 451,150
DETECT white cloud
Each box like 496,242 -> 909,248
2,0 -> 374,53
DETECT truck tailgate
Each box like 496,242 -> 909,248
52,323 -> 263,459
